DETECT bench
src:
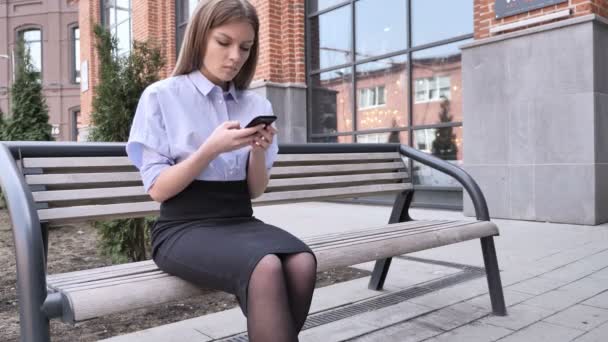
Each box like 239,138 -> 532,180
0,141 -> 506,341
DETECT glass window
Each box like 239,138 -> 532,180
355,0 -> 407,60
71,107 -> 81,141
19,29 -> 42,75
412,0 -> 473,46
308,0 -> 348,13
414,76 -> 451,103
357,130 -> 408,144
189,0 -> 199,16
358,86 -> 386,109
176,0 -> 200,53
104,0 -> 132,56
309,5 -> 352,71
412,41 -> 468,126
413,126 -> 463,186
355,54 -> 408,130
310,67 -> 353,138
72,27 -> 80,83
306,0 -> 472,188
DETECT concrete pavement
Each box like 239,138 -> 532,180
102,202 -> 608,342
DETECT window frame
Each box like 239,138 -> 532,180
414,75 -> 451,104
15,26 -> 43,79
101,0 -> 132,56
69,23 -> 80,84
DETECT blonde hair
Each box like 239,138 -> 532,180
172,0 -> 260,90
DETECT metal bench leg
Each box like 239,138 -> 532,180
18,285 -> 51,342
368,189 -> 413,291
481,236 -> 507,316
368,257 -> 392,290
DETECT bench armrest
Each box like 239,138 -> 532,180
0,143 -> 49,331
398,144 -> 490,221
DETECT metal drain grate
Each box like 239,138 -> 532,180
397,255 -> 486,273
218,264 -> 484,342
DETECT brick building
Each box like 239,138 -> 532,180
0,0 -> 606,224
0,0 -> 80,141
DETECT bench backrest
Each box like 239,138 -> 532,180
20,150 -> 410,225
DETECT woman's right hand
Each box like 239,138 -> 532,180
200,121 -> 262,157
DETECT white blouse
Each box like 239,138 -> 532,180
126,70 -> 279,192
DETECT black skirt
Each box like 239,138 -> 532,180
151,180 -> 314,316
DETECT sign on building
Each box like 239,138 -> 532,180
495,0 -> 568,19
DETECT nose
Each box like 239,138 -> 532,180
228,45 -> 241,62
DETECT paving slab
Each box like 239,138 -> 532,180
98,204 -> 608,341
497,321 -> 585,342
542,304 -> 608,332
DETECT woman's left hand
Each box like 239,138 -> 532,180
251,125 -> 277,152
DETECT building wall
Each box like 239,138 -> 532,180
475,0 -> 608,39
77,0 -> 306,142
0,0 -> 80,141
464,1 -> 608,225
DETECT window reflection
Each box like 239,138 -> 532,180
308,0 -> 348,13
412,41 -> 469,126
73,27 -> 80,83
412,0 -> 473,46
310,68 -> 353,142
356,55 -> 408,131
413,126 -> 463,186
104,0 -> 131,56
19,29 -> 42,75
309,6 -> 352,71
355,0 -> 407,60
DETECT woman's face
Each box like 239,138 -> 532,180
201,20 -> 255,87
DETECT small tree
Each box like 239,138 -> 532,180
4,38 -> 52,141
0,107 -> 6,141
432,97 -> 458,160
90,25 -> 165,263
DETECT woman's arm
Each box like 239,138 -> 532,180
247,125 -> 277,198
148,121 -> 261,202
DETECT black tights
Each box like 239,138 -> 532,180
247,253 -> 317,342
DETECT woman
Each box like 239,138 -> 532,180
126,1 -> 317,341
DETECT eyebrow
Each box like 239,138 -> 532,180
215,32 -> 254,44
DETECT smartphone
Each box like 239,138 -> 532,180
245,115 -> 277,128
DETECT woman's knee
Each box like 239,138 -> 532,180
286,252 -> 317,274
252,254 -> 283,279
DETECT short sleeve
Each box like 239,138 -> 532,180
263,100 -> 279,170
126,87 -> 174,192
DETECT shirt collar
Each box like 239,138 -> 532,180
188,70 -> 239,103
225,82 -> 239,103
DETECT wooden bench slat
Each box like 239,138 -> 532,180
255,183 -> 409,204
48,263 -> 159,287
304,220 -> 453,244
37,183 -> 409,223
313,220 -> 497,273
26,172 -> 141,185
47,221 -> 486,291
267,172 -> 408,190
47,260 -> 156,282
57,271 -> 167,291
47,220 -> 498,322
32,186 -> 147,203
37,201 -> 160,223
275,152 -> 401,163
32,173 -> 408,204
23,157 -> 133,168
23,152 -> 401,169
311,221 -> 478,250
25,163 -> 404,188
270,162 -> 405,176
